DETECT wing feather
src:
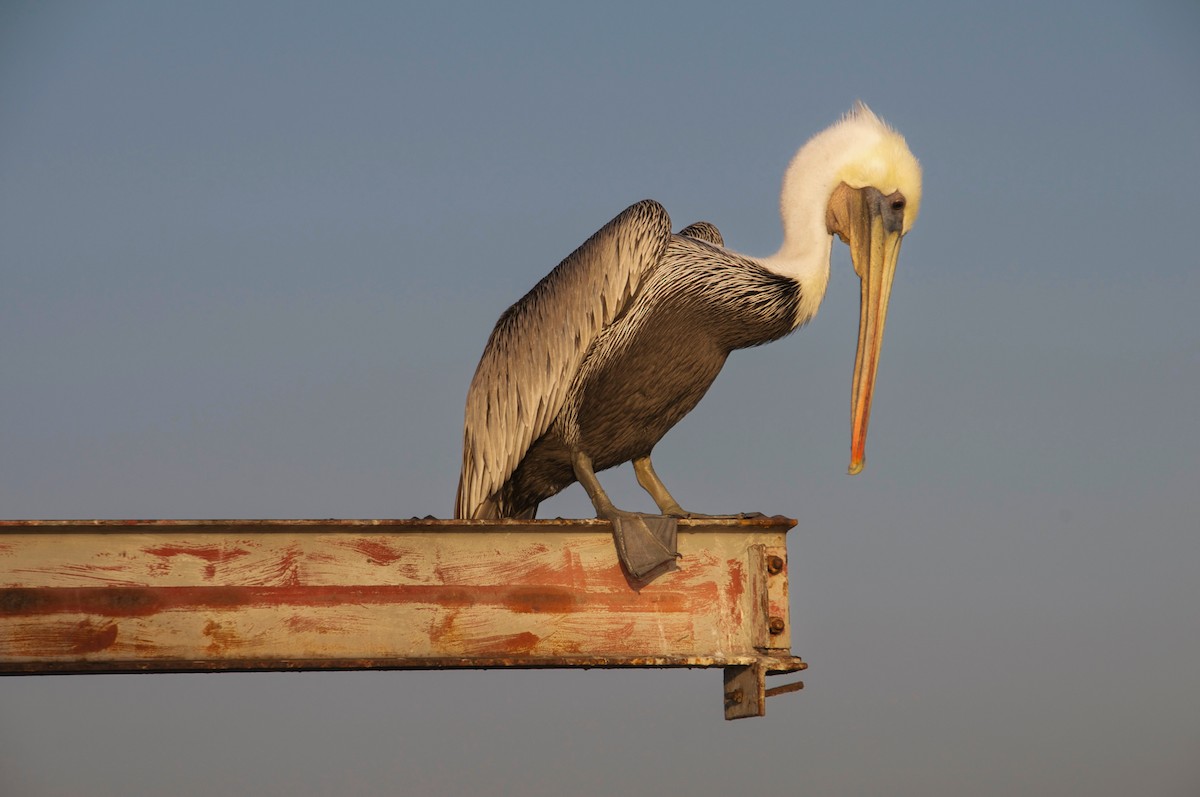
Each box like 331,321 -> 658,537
456,200 -> 672,518
678,220 -> 724,247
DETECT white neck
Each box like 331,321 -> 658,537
751,134 -> 845,328
758,239 -> 834,328
742,103 -> 911,329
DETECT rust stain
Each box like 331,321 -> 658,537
0,581 -> 714,620
465,631 -> 541,656
501,586 -> 580,614
7,618 -> 120,656
71,619 -> 119,654
2,519 -> 796,674
428,607 -> 461,647
766,547 -> 789,622
1,653 -> 806,675
203,619 -> 243,655
560,547 -> 585,587
286,614 -> 343,635
1,586 -> 244,616
92,587 -> 161,615
726,559 -> 745,628
0,585 -> 162,614
0,516 -> 796,532
1,588 -> 50,614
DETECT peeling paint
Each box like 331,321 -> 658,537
1,518 -> 802,686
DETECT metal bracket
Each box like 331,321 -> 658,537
723,541 -> 804,718
724,661 -> 805,720
748,543 -> 792,651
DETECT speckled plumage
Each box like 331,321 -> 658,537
456,200 -> 801,519
455,103 -> 922,522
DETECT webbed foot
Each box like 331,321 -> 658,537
663,510 -> 767,520
608,511 -> 680,580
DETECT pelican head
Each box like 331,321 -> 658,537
778,103 -> 922,475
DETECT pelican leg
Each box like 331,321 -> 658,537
572,451 -> 679,580
633,454 -> 764,520
632,455 -> 687,516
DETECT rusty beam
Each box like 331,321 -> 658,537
0,517 -> 805,719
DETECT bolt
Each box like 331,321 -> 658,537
768,616 -> 786,635
766,555 -> 784,575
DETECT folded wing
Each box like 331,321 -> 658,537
456,200 -> 673,518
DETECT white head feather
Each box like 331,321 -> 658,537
763,102 -> 922,324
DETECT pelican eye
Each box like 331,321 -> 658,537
890,198 -> 906,211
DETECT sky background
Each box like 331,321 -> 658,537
2,1 -> 1198,795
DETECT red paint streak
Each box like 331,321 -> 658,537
143,543 -> 250,564
766,548 -> 788,622
343,538 -> 407,566
427,607 -> 460,647
501,586 -> 580,614
336,540 -> 421,580
432,541 -> 591,589
202,619 -> 241,654
286,615 -> 340,634
726,559 -> 745,604
467,631 -> 541,656
271,547 -> 303,586
726,559 -> 745,628
70,619 -> 118,654
143,543 -> 251,579
0,583 -> 709,617
0,516 -> 795,531
3,619 -> 119,657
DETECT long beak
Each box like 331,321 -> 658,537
847,195 -> 904,475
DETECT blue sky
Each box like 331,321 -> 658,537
2,2 -> 1198,795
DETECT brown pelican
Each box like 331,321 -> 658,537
456,103 -> 921,579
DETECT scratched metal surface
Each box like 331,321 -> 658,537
0,518 -> 803,676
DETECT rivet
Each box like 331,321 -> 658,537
768,616 -> 786,635
766,555 -> 784,575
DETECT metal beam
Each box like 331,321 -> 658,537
0,517 -> 805,719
